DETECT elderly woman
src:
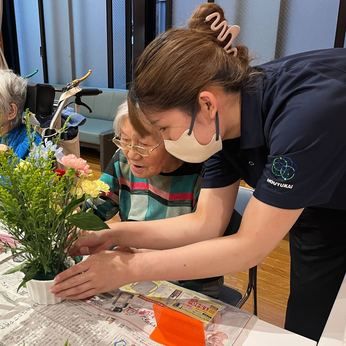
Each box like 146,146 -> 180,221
97,101 -> 223,298
0,70 -> 41,158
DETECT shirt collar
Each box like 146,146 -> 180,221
240,76 -> 265,149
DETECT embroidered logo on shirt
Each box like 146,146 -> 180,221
271,156 -> 295,181
266,178 -> 293,189
265,156 -> 295,190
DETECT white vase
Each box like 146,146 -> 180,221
26,279 -> 63,305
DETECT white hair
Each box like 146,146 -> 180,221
113,100 -> 161,141
113,100 -> 129,136
0,70 -> 27,124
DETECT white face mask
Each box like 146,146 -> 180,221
163,112 -> 222,163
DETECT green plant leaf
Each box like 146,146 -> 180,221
62,195 -> 86,218
17,263 -> 41,292
67,212 -> 109,230
3,261 -> 27,275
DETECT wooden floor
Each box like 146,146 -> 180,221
81,148 -> 290,328
225,240 -> 290,327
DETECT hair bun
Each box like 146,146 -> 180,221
188,3 -> 240,55
188,3 -> 226,33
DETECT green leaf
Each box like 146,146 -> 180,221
61,195 -> 86,218
17,264 -> 40,292
67,212 -> 109,230
4,261 -> 27,275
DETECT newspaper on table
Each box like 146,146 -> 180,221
0,251 -> 252,346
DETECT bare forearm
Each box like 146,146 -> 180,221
127,200 -> 302,283
109,212 -> 223,250
130,234 -> 259,283
105,186 -> 237,250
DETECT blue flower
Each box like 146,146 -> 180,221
29,141 -> 64,161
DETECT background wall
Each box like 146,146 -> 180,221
14,0 -> 126,88
14,0 -> 42,83
173,0 -> 340,65
14,0 -> 341,87
275,0 -> 340,57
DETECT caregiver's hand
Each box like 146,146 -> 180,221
51,250 -> 136,299
69,229 -> 116,256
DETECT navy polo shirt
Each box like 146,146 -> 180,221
202,48 -> 346,210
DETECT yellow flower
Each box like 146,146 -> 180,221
75,179 -> 109,198
15,160 -> 31,172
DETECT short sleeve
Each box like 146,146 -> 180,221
254,86 -> 346,209
201,139 -> 241,188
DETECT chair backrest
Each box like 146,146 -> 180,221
234,186 -> 253,216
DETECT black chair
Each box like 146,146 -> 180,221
218,186 -> 258,315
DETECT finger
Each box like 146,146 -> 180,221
69,243 -> 91,256
93,244 -> 111,253
85,244 -> 112,254
69,233 -> 99,256
115,246 -> 134,253
67,228 -> 80,242
55,281 -> 94,299
68,247 -> 81,257
69,245 -> 82,257
64,288 -> 97,301
51,270 -> 90,295
52,262 -> 89,286
68,239 -> 90,256
80,246 -> 90,255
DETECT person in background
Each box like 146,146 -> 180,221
0,70 -> 41,159
52,3 -> 346,341
94,101 -> 224,298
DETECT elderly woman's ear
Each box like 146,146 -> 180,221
8,103 -> 18,121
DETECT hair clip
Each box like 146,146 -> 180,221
205,12 -> 240,56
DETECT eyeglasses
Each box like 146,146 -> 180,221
112,136 -> 161,157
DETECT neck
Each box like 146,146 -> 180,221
161,156 -> 183,173
0,123 -> 14,136
219,91 -> 241,140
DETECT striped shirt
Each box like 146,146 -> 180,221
100,150 -> 201,221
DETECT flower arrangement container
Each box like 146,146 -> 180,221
26,279 -> 63,305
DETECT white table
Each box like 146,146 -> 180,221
319,274 -> 346,346
235,316 -> 316,345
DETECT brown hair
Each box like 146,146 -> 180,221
129,3 -> 258,134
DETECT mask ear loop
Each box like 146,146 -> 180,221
215,111 -> 220,141
187,110 -> 220,140
187,111 -> 196,136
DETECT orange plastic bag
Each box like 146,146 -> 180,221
150,303 -> 206,346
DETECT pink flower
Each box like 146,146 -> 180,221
59,154 -> 92,175
0,233 -> 17,248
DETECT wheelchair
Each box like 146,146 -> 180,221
25,70 -> 102,157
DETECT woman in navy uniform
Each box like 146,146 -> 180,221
52,3 -> 346,341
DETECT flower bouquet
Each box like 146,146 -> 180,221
0,127 -> 109,304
